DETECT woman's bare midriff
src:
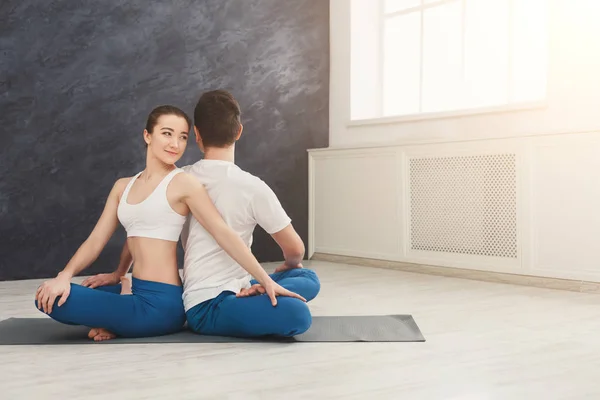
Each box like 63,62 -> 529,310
126,237 -> 182,286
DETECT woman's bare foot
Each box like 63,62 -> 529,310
120,276 -> 132,295
87,328 -> 116,341
86,278 -> 130,341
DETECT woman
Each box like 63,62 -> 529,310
34,105 -> 304,341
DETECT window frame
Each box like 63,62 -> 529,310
348,0 -> 548,127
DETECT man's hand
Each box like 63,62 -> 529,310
81,272 -> 121,289
274,262 -> 303,274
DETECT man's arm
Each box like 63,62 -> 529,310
250,180 -> 305,269
271,224 -> 305,269
236,180 -> 308,297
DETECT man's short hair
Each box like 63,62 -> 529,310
193,89 -> 241,148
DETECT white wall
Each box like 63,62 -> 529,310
309,0 -> 600,282
329,0 -> 600,148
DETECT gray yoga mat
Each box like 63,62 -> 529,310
0,315 -> 425,344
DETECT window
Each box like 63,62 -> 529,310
350,0 -> 548,122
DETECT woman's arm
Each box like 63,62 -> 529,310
177,173 -> 305,306
59,179 -> 126,279
35,178 -> 127,313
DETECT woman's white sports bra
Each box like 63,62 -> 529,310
117,168 -> 187,242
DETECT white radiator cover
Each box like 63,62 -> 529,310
308,132 -> 600,282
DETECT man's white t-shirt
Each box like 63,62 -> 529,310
180,159 -> 291,312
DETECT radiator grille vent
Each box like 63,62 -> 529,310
409,154 -> 517,258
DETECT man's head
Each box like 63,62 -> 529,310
193,89 -> 243,152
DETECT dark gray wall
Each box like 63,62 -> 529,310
0,1 -> 329,281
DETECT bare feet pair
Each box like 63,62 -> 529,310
88,276 -> 132,342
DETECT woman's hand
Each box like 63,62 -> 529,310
35,274 -> 72,314
81,272 -> 121,289
262,279 -> 306,306
237,280 -> 306,306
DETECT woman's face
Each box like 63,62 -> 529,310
145,114 -> 189,164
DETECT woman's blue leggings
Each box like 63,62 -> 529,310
34,277 -> 186,338
185,268 -> 321,338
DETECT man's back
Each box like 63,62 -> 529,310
180,159 -> 291,311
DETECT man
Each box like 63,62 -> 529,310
83,89 -> 320,338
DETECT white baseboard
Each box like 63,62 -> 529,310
311,252 -> 600,294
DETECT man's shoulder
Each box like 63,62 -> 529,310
232,169 -> 276,197
233,168 -> 265,186
179,163 -> 196,173
208,162 -> 266,189
181,161 -> 267,192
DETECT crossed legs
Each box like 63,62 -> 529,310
186,268 -> 321,338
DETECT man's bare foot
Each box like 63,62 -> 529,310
120,276 -> 132,295
237,283 -> 266,298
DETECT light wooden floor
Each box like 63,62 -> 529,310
1,260 -> 599,399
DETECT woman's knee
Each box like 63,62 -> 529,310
33,297 -> 59,316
